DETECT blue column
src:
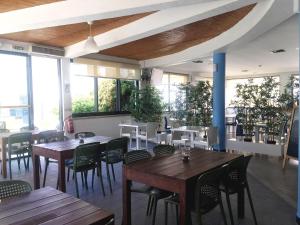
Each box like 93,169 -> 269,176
297,13 -> 300,225
212,52 -> 226,152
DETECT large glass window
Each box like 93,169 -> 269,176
70,61 -> 138,115
156,73 -> 188,111
32,56 -> 61,130
0,53 -> 29,130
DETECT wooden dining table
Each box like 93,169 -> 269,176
122,149 -> 243,225
32,135 -> 112,192
0,186 -> 114,225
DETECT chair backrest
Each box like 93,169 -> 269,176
194,166 -> 225,215
222,155 -> 252,192
8,132 -> 32,152
124,150 -> 152,164
74,131 -> 95,139
105,137 -> 129,163
153,144 -> 175,156
236,124 -> 244,136
73,142 -> 104,169
0,180 -> 32,200
207,126 -> 218,146
37,130 -> 64,143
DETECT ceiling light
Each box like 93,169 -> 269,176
84,21 -> 98,53
270,49 -> 286,54
192,60 -> 203,63
241,69 -> 248,73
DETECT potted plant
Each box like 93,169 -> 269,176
129,84 -> 165,123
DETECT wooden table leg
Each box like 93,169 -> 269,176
1,139 -> 7,178
238,188 -> 245,218
33,152 -> 40,189
179,183 -> 191,225
122,166 -> 131,225
58,155 -> 66,192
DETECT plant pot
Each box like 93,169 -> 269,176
244,137 -> 252,142
266,140 -> 276,144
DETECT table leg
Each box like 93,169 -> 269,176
122,167 -> 131,225
238,188 -> 245,218
1,139 -> 7,178
135,127 -> 139,150
179,183 -> 191,225
33,152 -> 40,189
58,155 -> 66,192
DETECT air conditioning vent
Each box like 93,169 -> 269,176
11,44 -> 29,52
270,49 -> 286,54
32,45 -> 65,57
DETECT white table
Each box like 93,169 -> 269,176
227,138 -> 284,156
171,126 -> 207,147
119,122 -> 147,150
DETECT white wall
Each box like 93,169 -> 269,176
73,115 -> 132,138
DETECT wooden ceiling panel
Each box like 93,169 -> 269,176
100,5 -> 255,60
0,0 -> 62,13
0,12 -> 152,47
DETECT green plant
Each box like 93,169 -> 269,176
72,97 -> 94,113
278,75 -> 299,109
98,79 -> 116,112
173,81 -> 212,127
129,84 -> 165,122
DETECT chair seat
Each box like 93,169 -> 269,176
101,151 -> 123,164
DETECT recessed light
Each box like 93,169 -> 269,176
241,70 -> 249,72
270,49 -> 286,54
258,65 -> 262,67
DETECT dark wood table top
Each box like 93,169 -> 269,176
125,149 -> 241,181
0,187 -> 114,225
33,136 -> 112,152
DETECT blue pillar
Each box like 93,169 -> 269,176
297,12 -> 300,225
212,52 -> 226,152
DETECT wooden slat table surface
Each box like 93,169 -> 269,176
0,187 -> 114,225
123,149 -> 243,225
33,136 -> 113,192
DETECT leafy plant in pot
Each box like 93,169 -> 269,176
129,84 -> 165,123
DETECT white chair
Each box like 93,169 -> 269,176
194,126 -> 218,150
171,130 -> 190,148
137,122 -> 159,150
120,126 -> 135,149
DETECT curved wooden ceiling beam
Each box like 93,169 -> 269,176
143,0 -> 295,67
0,0 -> 200,35
65,0 -> 259,58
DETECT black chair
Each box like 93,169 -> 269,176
72,142 -> 106,198
101,137 -> 128,194
221,155 -> 257,225
7,132 -> 33,179
0,180 -> 32,200
124,150 -> 171,225
37,130 -> 65,187
153,144 -> 175,156
164,166 -> 228,225
75,132 -> 96,139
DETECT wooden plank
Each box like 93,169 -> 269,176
66,210 -> 114,225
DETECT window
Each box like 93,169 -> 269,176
156,73 -> 188,111
70,58 -> 140,115
0,53 -> 29,130
32,56 -> 62,130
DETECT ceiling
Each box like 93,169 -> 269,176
0,0 -> 62,13
164,14 -> 299,77
0,12 -> 151,47
100,5 -> 254,60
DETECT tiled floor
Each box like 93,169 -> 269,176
0,142 -> 297,225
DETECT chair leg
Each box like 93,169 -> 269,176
97,165 -> 106,196
146,139 -> 148,150
164,201 -> 168,225
151,196 -> 158,225
9,154 -> 12,180
219,194 -> 228,225
17,155 -> 21,171
146,195 -> 152,216
81,172 -> 84,187
106,163 -> 113,194
111,164 -> 116,182
74,172 -> 79,198
246,183 -> 258,225
84,171 -> 88,189
67,167 -> 71,182
42,158 -> 49,187
22,153 -> 26,170
92,168 -> 95,189
175,204 -> 179,225
225,192 -> 234,225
